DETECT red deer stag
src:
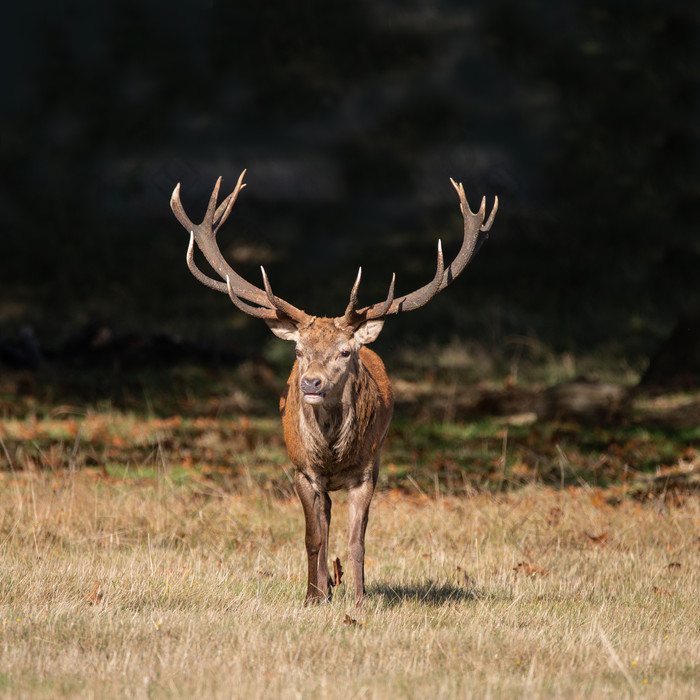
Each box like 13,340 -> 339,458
170,170 -> 497,606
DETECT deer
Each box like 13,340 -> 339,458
170,170 -> 497,606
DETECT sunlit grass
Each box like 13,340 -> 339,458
0,469 -> 697,699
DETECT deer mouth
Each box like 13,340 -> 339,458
302,391 -> 327,404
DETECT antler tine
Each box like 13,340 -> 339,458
186,232 -> 227,293
341,267 -> 399,327
349,267 -> 362,306
213,169 -> 247,234
340,268 -> 363,326
481,195 -> 499,232
225,276 -> 279,320
170,182 -> 195,232
260,266 -> 310,325
363,272 -> 396,320
204,175 -> 223,227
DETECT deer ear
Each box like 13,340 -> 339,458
353,319 -> 385,346
265,318 -> 300,342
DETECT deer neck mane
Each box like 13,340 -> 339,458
299,358 -> 375,467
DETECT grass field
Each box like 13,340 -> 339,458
0,361 -> 699,698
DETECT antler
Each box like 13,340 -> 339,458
171,171 -> 310,325
340,178 -> 498,328
172,172 -> 496,330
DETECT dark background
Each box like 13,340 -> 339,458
1,0 -> 699,374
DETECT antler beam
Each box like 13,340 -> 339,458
339,179 -> 498,327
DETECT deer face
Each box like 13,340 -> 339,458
267,317 -> 384,406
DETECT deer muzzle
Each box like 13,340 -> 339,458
301,376 -> 328,404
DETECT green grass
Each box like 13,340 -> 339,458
1,358 -> 698,496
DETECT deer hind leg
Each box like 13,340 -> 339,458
347,466 -> 379,607
295,471 -> 332,604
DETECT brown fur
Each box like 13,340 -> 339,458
281,345 -> 393,488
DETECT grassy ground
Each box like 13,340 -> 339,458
0,359 -> 699,698
0,471 -> 698,699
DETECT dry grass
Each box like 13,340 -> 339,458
1,465 -> 698,699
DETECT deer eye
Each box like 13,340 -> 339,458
295,349 -> 303,358
340,349 -> 351,358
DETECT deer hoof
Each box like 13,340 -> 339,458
304,592 -> 332,606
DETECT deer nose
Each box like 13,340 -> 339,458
301,376 -> 324,394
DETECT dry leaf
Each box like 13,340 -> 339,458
653,586 -> 672,597
586,531 -> 608,546
589,491 -> 607,509
85,584 -> 103,606
333,557 -> 344,587
513,561 -> 549,577
546,507 -> 563,526
343,614 -> 357,626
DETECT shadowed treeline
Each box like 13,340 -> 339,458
1,0 -> 698,367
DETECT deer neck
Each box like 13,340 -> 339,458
299,360 -> 374,467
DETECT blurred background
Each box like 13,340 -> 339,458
1,0 -> 698,382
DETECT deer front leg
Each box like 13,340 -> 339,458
318,490 -> 333,599
347,469 -> 378,607
294,470 -> 332,604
